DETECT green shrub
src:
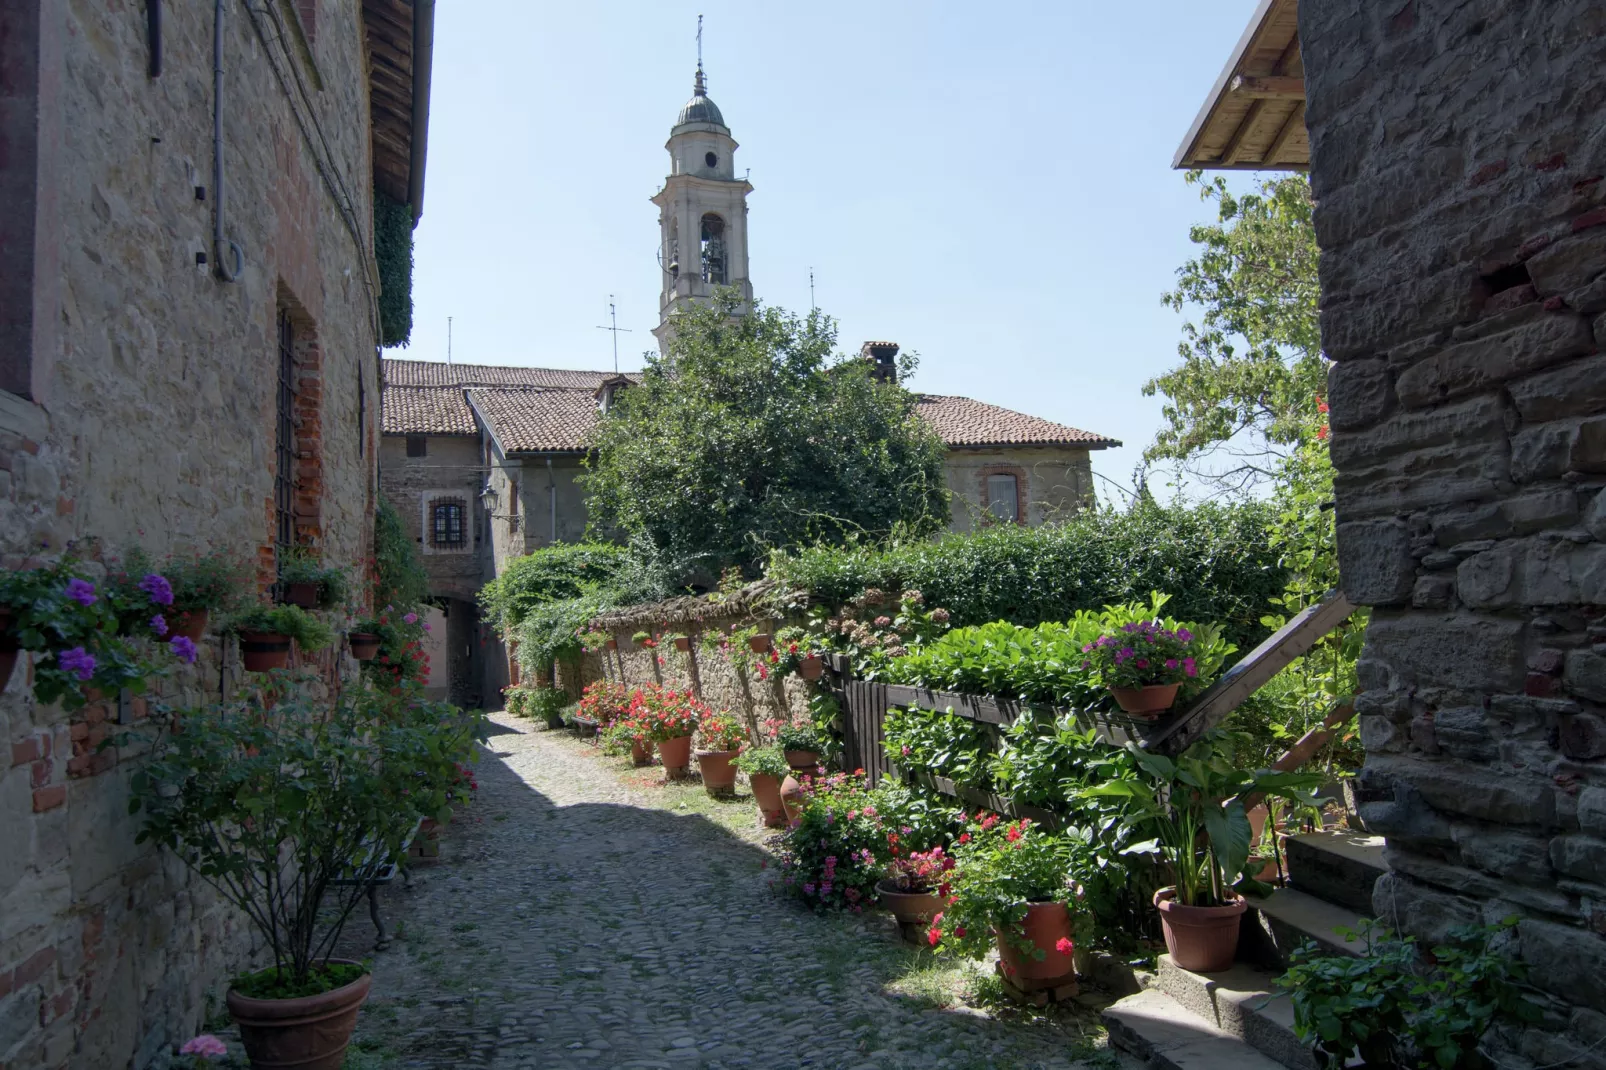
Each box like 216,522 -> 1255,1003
884,706 -> 994,790
478,542 -> 634,632
374,497 -> 428,609
768,501 -> 1284,651
374,192 -> 414,347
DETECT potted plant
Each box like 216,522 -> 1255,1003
1078,738 -> 1325,973
732,745 -> 790,827
1079,618 -> 1210,718
636,686 -> 706,778
162,550 -> 248,641
694,711 -> 746,797
632,630 -> 656,650
602,713 -> 653,766
346,623 -> 383,661
774,770 -> 888,912
663,631 -> 691,652
775,720 -> 825,772
773,626 -> 829,681
276,547 -> 349,610
224,605 -> 334,672
929,816 -> 1077,983
877,846 -> 954,936
130,686 -> 482,1070
747,632 -> 772,654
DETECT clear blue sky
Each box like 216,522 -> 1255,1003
406,0 -> 1264,502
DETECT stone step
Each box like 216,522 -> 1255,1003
1241,887 -> 1370,969
1103,988 -> 1294,1070
1283,829 -> 1386,915
1155,955 -> 1315,1070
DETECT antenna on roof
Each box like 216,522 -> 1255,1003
595,296 -> 633,374
447,316 -> 453,366
809,267 -> 816,312
695,14 -> 706,94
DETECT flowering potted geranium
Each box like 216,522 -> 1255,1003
877,846 -> 954,937
601,710 -> 653,766
928,815 -> 1077,984
694,711 -> 746,797
1081,620 -> 1204,718
635,686 -> 707,778
773,626 -> 829,681
732,745 -> 790,826
775,771 -> 887,913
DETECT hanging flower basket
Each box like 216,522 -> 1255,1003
348,633 -> 382,661
167,608 -> 210,643
239,631 -> 292,672
747,634 -> 772,654
281,582 -> 320,609
798,656 -> 825,681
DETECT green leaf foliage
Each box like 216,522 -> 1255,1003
581,291 -> 949,575
477,542 -> 634,632
768,501 -> 1284,653
374,496 -> 429,609
374,191 -> 414,348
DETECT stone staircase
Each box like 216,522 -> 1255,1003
1102,828 -> 1387,1069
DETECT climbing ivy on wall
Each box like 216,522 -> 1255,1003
374,191 -> 414,348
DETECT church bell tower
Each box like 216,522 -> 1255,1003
651,47 -> 753,353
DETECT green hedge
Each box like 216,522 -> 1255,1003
769,502 -> 1286,651
374,192 -> 414,348
478,542 -> 634,632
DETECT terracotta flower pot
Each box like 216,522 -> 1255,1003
348,633 -> 381,661
167,608 -> 209,643
696,748 -> 740,796
227,962 -> 372,1070
631,739 -> 653,767
605,637 -> 619,651
779,773 -> 804,822
995,900 -> 1075,982
240,631 -> 292,672
0,609 -> 18,696
747,634 -> 772,653
1154,887 -> 1247,973
1109,682 -> 1182,719
784,749 -> 821,772
876,880 -> 941,926
672,636 -> 691,652
798,656 -> 825,681
282,582 -> 320,609
749,772 -> 787,827
657,734 -> 694,777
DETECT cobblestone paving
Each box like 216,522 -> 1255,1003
333,714 -> 1125,1070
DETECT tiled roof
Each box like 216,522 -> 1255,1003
915,395 -> 1119,449
383,358 -> 639,390
382,386 -> 477,435
468,388 -> 602,453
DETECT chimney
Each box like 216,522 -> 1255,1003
861,341 -> 900,383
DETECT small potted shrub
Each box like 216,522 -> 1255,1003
1080,619 -> 1208,718
694,711 -> 746,797
162,550 -> 249,641
1079,738 -> 1324,973
663,631 -> 691,652
601,712 -> 653,766
775,720 -> 825,772
732,745 -> 790,826
346,618 -> 383,661
131,686 -> 481,1070
877,846 -> 954,938
225,605 -> 334,672
276,547 -> 349,610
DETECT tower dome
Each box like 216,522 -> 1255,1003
674,69 -> 726,130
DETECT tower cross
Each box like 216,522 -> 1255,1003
595,296 -> 632,374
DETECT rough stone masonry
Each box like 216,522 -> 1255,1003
1302,2 -> 1606,1065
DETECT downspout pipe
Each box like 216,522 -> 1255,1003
547,457 -> 556,545
212,0 -> 243,281
408,0 -> 435,222
147,0 -> 162,77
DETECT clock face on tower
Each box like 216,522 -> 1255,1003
705,151 -> 719,169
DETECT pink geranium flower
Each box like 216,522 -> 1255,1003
180,1034 -> 228,1059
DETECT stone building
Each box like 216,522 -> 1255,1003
1180,0 -> 1606,1062
0,1 -> 432,1066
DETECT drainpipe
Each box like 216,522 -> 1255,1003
212,0 -> 243,281
147,0 -> 162,77
547,457 -> 557,545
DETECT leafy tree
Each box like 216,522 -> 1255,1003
1146,172 -> 1323,490
582,291 -> 948,575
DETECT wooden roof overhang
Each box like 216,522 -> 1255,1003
1173,0 -> 1307,171
364,0 -> 434,219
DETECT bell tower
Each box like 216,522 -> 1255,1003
651,36 -> 753,353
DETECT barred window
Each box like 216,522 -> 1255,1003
431,500 -> 466,547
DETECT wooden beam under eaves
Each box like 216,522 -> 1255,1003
1229,74 -> 1305,99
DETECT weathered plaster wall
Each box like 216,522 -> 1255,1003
942,447 -> 1095,534
1303,2 -> 1606,1062
378,433 -> 487,603
509,455 -> 590,550
0,2 -> 380,1066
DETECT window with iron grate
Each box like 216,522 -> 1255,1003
431,499 -> 466,548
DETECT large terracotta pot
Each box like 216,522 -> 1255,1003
784,749 -> 822,772
696,749 -> 740,796
749,773 -> 787,827
1109,682 -> 1181,719
227,962 -> 371,1070
657,734 -> 694,777
798,656 -> 825,681
282,582 -> 320,609
875,880 -> 942,926
240,631 -> 292,672
167,608 -> 210,643
995,900 -> 1075,982
631,739 -> 653,767
0,609 -> 18,696
779,773 -> 803,822
347,633 -> 381,661
1154,888 -> 1247,973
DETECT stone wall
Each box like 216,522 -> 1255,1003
942,446 -> 1095,533
0,1 -> 382,1066
378,433 -> 489,604
1303,2 -> 1606,1062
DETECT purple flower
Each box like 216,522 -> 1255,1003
1118,647 -> 1134,659
803,883 -> 816,896
58,646 -> 96,681
1177,628 -> 1193,643
170,636 -> 198,664
140,573 -> 175,606
180,1035 -> 228,1059
65,578 -> 97,606
150,614 -> 168,637
404,612 -> 419,624
1165,659 -> 1178,670
1183,657 -> 1197,678
422,621 -> 431,633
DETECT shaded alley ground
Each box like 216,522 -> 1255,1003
292,711 -> 1128,1070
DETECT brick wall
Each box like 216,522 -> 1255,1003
1303,2 -> 1606,1062
0,1 -> 382,1066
